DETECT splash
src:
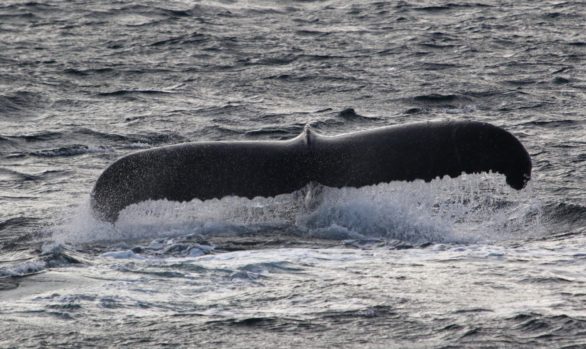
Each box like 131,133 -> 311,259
52,173 -> 544,245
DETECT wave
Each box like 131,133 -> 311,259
0,260 -> 46,278
0,243 -> 82,280
4,131 -> 62,142
0,128 -> 185,144
336,108 -> 380,121
97,89 -> 173,97
0,216 -> 39,231
518,119 -> 582,128
28,144 -> 112,158
411,93 -> 471,105
1,129 -> 186,158
0,91 -> 47,117
0,168 -> 39,181
543,202 -> 586,228
63,67 -> 116,76
149,32 -> 210,47
408,3 -> 493,12
76,128 -> 185,145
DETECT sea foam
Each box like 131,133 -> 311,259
52,173 -> 544,245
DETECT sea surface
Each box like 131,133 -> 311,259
1,0 -> 585,348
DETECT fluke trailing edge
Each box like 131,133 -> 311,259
91,121 -> 532,222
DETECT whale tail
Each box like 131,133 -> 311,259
311,121 -> 531,191
91,121 -> 531,222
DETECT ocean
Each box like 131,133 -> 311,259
1,0 -> 585,347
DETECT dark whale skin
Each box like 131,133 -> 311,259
91,121 -> 531,222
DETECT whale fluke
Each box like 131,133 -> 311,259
91,121 -> 531,222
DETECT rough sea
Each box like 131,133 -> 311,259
1,0 -> 585,347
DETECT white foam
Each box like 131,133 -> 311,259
52,173 -> 544,245
0,260 -> 46,277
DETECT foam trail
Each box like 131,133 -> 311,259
52,173 -> 544,245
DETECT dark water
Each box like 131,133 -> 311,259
1,0 -> 585,348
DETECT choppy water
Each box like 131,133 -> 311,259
1,0 -> 585,347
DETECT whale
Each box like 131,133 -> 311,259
91,121 -> 532,222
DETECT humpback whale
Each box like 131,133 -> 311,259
91,121 -> 531,222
